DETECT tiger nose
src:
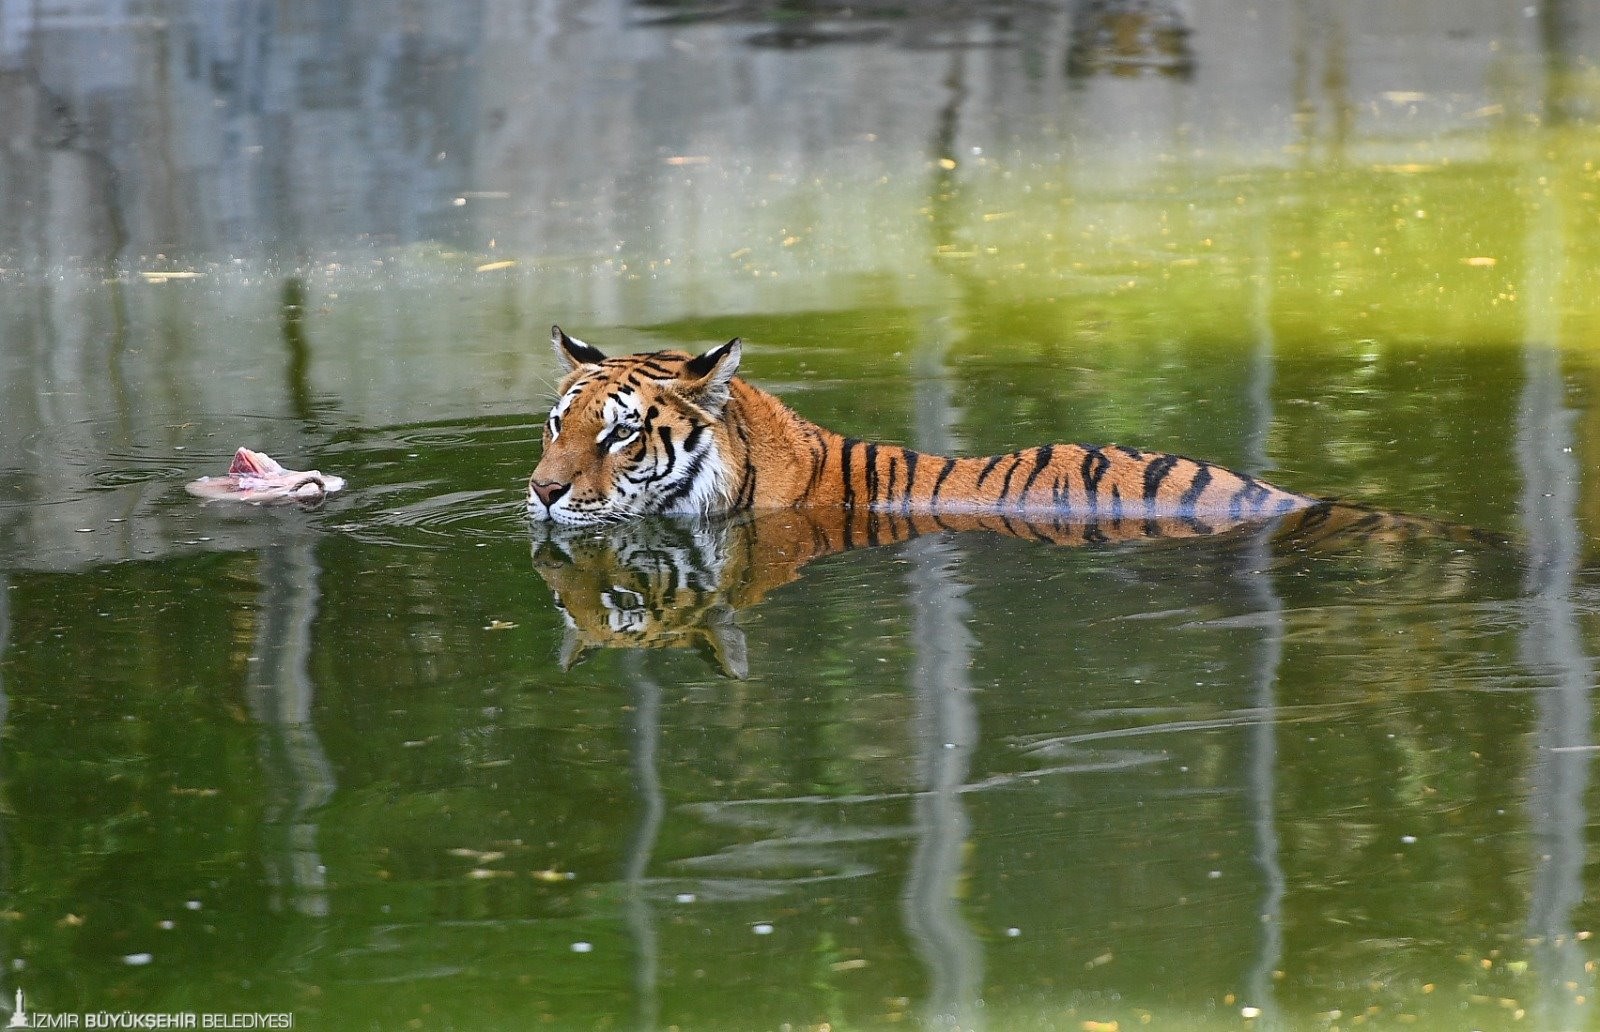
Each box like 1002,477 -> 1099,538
528,479 -> 571,510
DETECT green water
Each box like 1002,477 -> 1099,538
5,5 -> 1600,1030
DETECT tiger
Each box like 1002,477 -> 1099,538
527,326 -> 1313,531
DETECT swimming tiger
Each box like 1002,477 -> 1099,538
527,326 -> 1313,530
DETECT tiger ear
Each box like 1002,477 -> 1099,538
698,602 -> 749,679
557,625 -> 591,671
677,338 -> 742,416
552,325 -> 606,373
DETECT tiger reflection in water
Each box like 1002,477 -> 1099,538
529,503 -> 1502,676
530,514 -> 769,677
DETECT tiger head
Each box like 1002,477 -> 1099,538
527,327 -> 742,526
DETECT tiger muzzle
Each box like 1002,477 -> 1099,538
528,478 -> 571,512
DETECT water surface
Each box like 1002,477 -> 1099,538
3,2 -> 1600,1030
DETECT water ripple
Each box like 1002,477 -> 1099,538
345,488 -> 525,545
304,416 -> 541,547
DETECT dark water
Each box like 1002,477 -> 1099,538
4,2 -> 1600,1030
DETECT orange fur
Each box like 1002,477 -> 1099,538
528,328 -> 1313,527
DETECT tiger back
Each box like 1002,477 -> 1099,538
527,327 -> 1313,528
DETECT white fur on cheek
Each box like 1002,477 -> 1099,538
642,435 -> 731,516
679,454 -> 731,515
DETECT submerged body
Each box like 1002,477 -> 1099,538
527,328 -> 1312,527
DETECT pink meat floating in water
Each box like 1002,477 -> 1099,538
185,448 -> 346,506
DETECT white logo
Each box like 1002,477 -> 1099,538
0,992 -> 292,1029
